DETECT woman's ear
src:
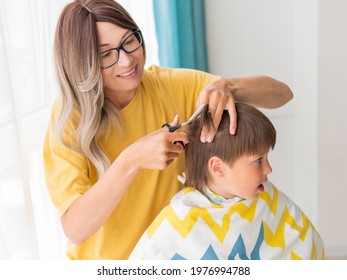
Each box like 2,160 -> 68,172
208,156 -> 225,177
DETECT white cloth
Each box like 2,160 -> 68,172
129,181 -> 324,260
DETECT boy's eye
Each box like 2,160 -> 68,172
255,157 -> 263,164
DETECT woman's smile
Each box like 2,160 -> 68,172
117,66 -> 137,78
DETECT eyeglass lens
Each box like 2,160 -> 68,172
100,31 -> 142,69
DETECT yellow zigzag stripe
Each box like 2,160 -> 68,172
147,187 -> 279,242
183,186 -> 196,195
147,203 -> 254,242
311,240 -> 317,260
290,251 -> 303,260
263,207 -> 310,249
311,239 -> 325,260
290,239 -> 325,260
259,186 -> 279,215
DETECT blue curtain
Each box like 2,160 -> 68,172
153,0 -> 209,72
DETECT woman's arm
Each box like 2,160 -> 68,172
60,149 -> 138,245
60,117 -> 188,245
225,75 -> 293,108
196,76 -> 293,142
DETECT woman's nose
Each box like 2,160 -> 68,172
117,49 -> 133,66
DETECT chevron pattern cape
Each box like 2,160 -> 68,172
129,181 -> 324,260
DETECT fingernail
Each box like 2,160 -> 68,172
230,127 -> 236,135
200,136 -> 207,143
207,135 -> 214,143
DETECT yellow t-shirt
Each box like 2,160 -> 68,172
43,65 -> 219,259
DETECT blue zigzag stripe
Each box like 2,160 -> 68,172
228,222 -> 264,260
171,223 -> 264,260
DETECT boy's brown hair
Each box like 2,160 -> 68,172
184,102 -> 276,192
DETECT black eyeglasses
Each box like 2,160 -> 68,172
99,29 -> 143,69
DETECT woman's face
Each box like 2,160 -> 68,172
97,22 -> 145,105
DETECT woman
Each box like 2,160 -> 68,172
43,0 -> 293,259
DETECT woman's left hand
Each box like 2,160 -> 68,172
196,78 -> 239,143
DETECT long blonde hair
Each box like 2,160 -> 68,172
53,0 -> 145,177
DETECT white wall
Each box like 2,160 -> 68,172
317,0 -> 347,257
205,0 -> 347,259
205,0 -> 295,200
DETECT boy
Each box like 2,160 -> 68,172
129,103 -> 324,260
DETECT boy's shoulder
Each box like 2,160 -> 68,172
170,186 -> 210,207
262,181 -> 299,207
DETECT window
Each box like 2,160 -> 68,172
117,0 -> 159,68
0,0 -> 158,260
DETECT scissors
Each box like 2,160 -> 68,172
162,104 -> 206,132
162,104 -> 206,147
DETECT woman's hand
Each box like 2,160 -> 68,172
196,75 -> 293,143
124,115 -> 188,171
196,78 -> 239,143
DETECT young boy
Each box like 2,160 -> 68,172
129,103 -> 324,260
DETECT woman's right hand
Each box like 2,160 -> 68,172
60,115 -> 187,245
124,115 -> 189,170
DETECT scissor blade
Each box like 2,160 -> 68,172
180,104 -> 206,127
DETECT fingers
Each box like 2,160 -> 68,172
157,140 -> 185,170
133,124 -> 189,170
166,130 -> 188,143
156,131 -> 188,169
201,99 -> 226,142
161,114 -> 180,132
200,92 -> 233,142
198,79 -> 238,142
226,100 -> 237,135
170,114 -> 179,126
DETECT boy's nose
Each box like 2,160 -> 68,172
264,160 -> 272,175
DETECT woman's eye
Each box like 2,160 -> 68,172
101,52 -> 111,58
124,38 -> 134,45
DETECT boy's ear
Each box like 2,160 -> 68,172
208,156 -> 225,177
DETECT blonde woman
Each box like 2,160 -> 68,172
43,0 -> 293,259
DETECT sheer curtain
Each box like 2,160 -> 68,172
0,0 -> 158,260
117,0 -> 159,69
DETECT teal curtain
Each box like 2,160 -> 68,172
153,0 -> 209,72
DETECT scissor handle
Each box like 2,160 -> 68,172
161,123 -> 185,148
161,123 -> 181,132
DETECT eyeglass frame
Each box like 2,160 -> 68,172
99,29 -> 143,69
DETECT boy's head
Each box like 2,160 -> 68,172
184,103 -> 276,200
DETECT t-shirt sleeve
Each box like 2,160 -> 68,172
43,102 -> 92,217
147,65 -> 221,120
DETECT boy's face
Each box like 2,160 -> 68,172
210,151 -> 272,200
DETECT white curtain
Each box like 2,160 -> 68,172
0,0 -> 158,260
117,0 -> 159,69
